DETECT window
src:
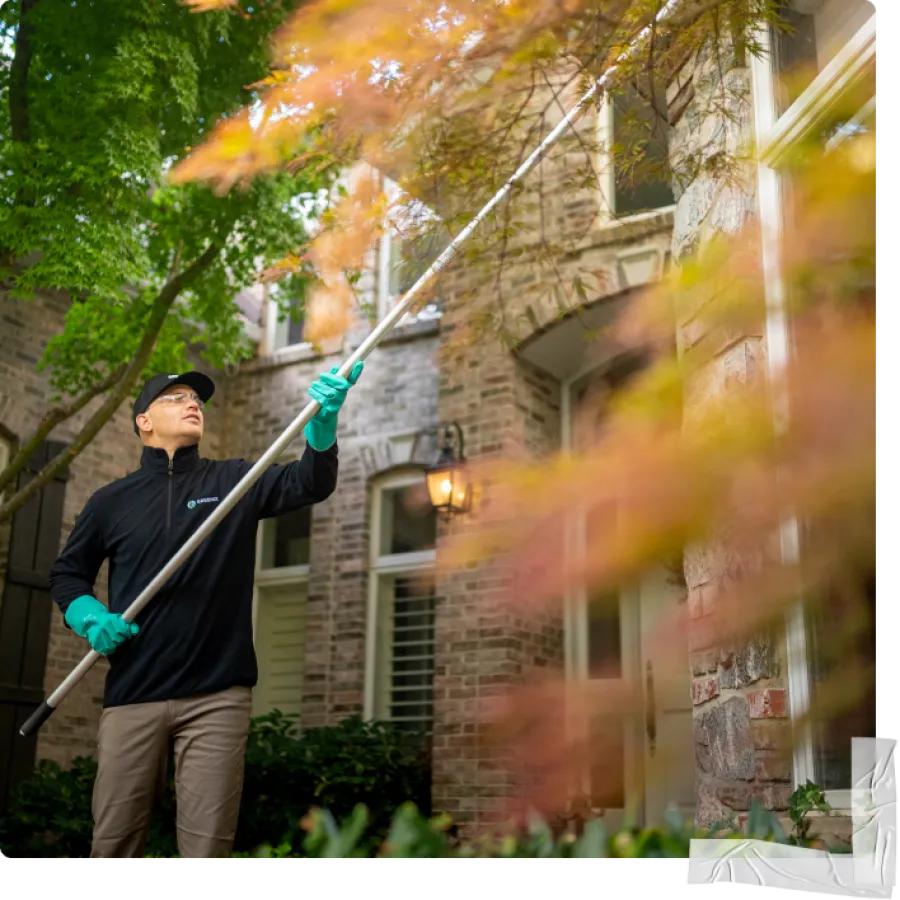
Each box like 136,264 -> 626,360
252,506 -> 313,722
366,472 -> 438,733
753,7 -> 875,804
265,283 -> 307,354
599,82 -> 675,222
378,175 -> 446,323
773,0 -> 875,117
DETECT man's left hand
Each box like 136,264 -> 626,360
304,361 -> 364,450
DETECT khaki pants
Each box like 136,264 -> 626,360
90,686 -> 252,858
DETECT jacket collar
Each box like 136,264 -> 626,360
140,443 -> 202,474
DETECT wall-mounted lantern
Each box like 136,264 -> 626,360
424,421 -> 472,518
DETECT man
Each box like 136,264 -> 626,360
49,362 -> 363,858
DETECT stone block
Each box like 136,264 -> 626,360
694,696 -> 755,780
692,677 -> 720,706
754,751 -> 792,783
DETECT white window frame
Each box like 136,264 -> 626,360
252,516 -> 311,668
751,11 -> 875,811
363,469 -> 437,724
263,283 -> 312,357
596,91 -> 676,228
376,175 -> 445,324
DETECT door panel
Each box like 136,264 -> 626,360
638,566 -> 695,826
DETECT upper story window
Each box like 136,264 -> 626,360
598,81 -> 675,223
378,176 -> 446,324
264,282 -> 308,354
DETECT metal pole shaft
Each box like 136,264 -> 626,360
21,0 -> 686,736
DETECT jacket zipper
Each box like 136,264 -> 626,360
167,457 -> 174,532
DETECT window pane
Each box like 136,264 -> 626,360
375,573 -> 437,732
587,591 -> 622,680
773,6 -> 818,114
773,0 -> 874,118
806,571 -> 875,791
261,506 -> 312,568
379,482 -> 436,556
274,298 -> 305,350
585,502 -> 622,680
252,581 -> 307,723
612,84 -> 674,217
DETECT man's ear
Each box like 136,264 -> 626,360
136,413 -> 153,435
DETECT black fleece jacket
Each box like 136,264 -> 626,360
49,441 -> 338,708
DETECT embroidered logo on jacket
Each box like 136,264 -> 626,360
187,497 -> 219,509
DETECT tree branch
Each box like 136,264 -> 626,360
661,0 -> 734,30
0,239 -> 222,526
0,362 -> 128,496
8,0 -> 38,143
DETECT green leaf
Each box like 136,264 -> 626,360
575,820 -> 608,858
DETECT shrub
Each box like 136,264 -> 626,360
238,800 -> 792,858
0,712 -> 429,858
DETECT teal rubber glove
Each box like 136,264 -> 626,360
304,360 -> 364,451
64,595 -> 139,656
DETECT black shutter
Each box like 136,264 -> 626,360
0,440 -> 69,811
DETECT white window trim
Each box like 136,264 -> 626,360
751,14 -> 875,809
759,13 -> 875,168
263,284 -> 312,357
596,93 -> 677,228
363,469 -> 437,721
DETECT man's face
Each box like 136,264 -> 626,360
136,383 -> 204,444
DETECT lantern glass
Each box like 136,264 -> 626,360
426,465 -> 455,510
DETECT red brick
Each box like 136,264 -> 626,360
748,688 -> 788,719
692,677 -> 720,705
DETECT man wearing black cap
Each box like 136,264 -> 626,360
48,363 -> 363,857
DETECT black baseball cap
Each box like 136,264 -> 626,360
133,371 -> 215,436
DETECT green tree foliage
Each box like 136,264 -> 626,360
0,0 -> 331,522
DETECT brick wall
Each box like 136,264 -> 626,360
218,316 -> 442,726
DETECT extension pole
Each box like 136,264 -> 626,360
20,0 -> 684,737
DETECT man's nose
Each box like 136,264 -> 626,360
185,396 -> 201,412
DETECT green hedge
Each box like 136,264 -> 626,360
232,800 -> 794,858
0,713 -> 430,858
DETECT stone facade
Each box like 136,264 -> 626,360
667,45 -> 795,827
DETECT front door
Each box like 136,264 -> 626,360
633,567 -> 695,827
565,361 -> 694,828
